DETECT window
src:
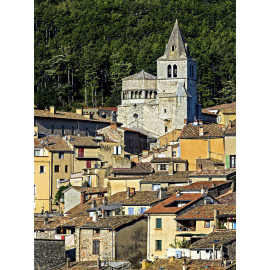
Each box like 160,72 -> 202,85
165,126 -> 168,133
167,65 -> 172,78
59,152 -> 64,159
86,175 -> 92,187
78,148 -> 84,157
230,155 -> 236,168
92,240 -> 100,254
62,125 -> 65,135
51,125 -> 55,134
140,207 -> 146,214
173,65 -> 177,77
40,166 -> 45,174
34,149 -> 41,156
128,207 -> 134,215
204,221 -> 210,228
55,165 -> 60,173
94,229 -> 100,235
152,184 -> 160,191
65,165 -> 68,173
86,160 -> 91,168
156,218 -> 162,229
113,146 -> 122,155
155,240 -> 162,251
172,151 -> 176,157
172,45 -> 175,51
164,109 -> 166,113
159,164 -> 167,171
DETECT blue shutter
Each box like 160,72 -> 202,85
141,207 -> 146,214
128,207 -> 134,215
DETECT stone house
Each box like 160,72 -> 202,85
97,123 -> 148,154
117,20 -> 200,137
34,135 -> 73,213
34,106 -> 112,137
190,230 -> 236,261
140,171 -> 192,191
76,215 -> 147,268
175,204 -> 236,245
144,192 -> 220,260
150,157 -> 188,173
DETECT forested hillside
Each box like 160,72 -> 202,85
34,0 -> 236,110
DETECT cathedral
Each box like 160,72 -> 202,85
117,20 -> 201,138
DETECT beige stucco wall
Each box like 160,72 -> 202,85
225,136 -> 236,156
217,111 -> 236,126
106,178 -> 143,195
189,176 -> 227,182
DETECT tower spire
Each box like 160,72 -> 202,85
161,19 -> 189,60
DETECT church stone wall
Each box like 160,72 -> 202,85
123,79 -> 157,90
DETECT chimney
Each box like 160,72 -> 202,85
81,191 -> 86,205
66,257 -> 70,269
199,120 -> 203,125
50,106 -> 56,114
129,187 -> 135,197
212,183 -> 216,187
93,211 -> 99,222
176,191 -> 181,197
101,209 -> 105,218
44,211 -> 49,225
110,122 -> 117,130
201,186 -> 206,195
228,121 -> 232,128
214,209 -> 219,229
184,119 -> 187,125
199,126 -> 204,136
168,162 -> 174,175
126,187 -> 130,199
213,243 -> 216,259
182,257 -> 187,270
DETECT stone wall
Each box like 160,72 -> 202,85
225,240 -> 236,260
35,230 -> 55,239
34,239 -> 66,270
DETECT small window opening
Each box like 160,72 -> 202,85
172,45 -> 175,51
167,65 -> 172,78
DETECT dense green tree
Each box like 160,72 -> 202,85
34,0 -> 236,109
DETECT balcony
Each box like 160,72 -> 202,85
176,226 -> 196,232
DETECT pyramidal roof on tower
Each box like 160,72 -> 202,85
158,19 -> 191,60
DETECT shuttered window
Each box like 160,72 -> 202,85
156,240 -> 162,250
156,218 -> 162,229
78,148 -> 84,157
86,160 -> 91,168
92,240 -> 100,254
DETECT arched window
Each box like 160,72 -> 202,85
167,65 -> 171,78
172,45 -> 175,51
173,65 -> 177,78
139,91 -> 142,98
154,91 -> 157,98
131,91 -> 134,99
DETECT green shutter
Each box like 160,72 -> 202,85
156,218 -> 162,229
226,155 -> 230,169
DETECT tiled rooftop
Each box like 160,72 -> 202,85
67,136 -> 98,147
225,124 -> 236,135
151,158 -> 187,163
34,135 -> 72,152
144,193 -> 203,214
140,171 -> 192,183
82,215 -> 145,229
166,181 -> 228,193
176,204 -> 236,220
147,258 -> 230,270
191,230 -> 236,249
216,191 -> 236,205
189,169 -> 236,177
204,102 -> 236,111
112,163 -> 153,175
122,70 -> 156,80
34,109 -> 113,123
180,123 -> 224,139
120,191 -> 164,205
68,187 -> 107,194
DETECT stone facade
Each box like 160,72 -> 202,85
34,239 -> 66,270
117,20 -> 200,137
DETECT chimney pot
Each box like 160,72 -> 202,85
110,122 -> 117,130
201,186 -> 206,195
214,209 -> 219,229
81,191 -> 86,205
126,187 -> 130,199
199,126 -> 204,136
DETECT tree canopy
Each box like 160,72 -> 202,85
35,0 -> 236,109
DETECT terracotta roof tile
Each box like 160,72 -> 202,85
151,158 -> 187,163
144,193 -> 203,214
34,135 -> 72,152
67,136 -> 98,147
190,230 -> 236,249
216,191 -> 236,204
120,191 -> 163,205
189,169 -> 236,177
82,215 -> 145,229
176,204 -> 236,220
140,171 -> 192,183
68,187 -> 107,195
147,258 -> 229,270
112,163 -> 153,175
204,102 -> 236,111
180,123 -> 224,139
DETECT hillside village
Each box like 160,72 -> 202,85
34,21 -> 236,270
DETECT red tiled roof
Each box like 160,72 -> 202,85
144,193 -> 203,214
176,204 -> 236,220
201,109 -> 217,116
180,123 -> 224,139
204,101 -> 236,111
140,171 -> 192,183
216,191 -> 236,204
